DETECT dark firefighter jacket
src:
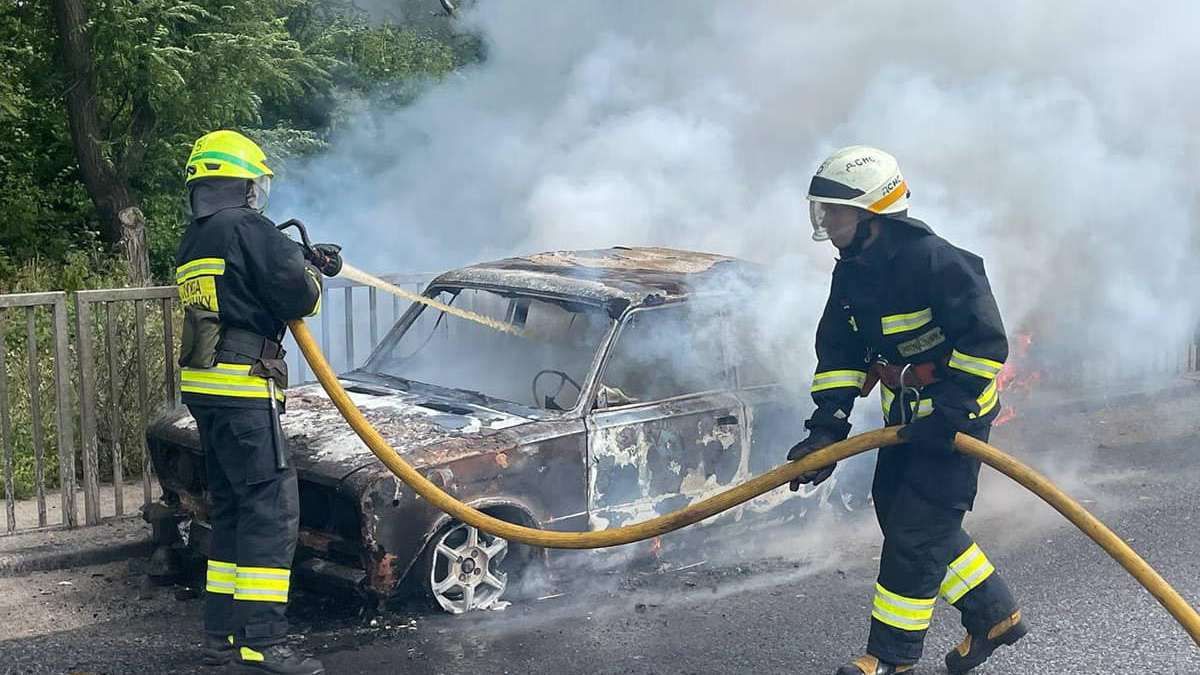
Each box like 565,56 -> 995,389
805,214 -> 1008,510
175,180 -> 322,410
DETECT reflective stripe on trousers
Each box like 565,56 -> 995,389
940,543 -> 996,604
234,566 -> 291,603
871,583 -> 936,631
206,559 -> 236,595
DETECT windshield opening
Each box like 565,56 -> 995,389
364,286 -> 614,412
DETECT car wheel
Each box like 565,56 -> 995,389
421,521 -> 510,614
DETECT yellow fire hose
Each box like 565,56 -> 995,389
287,318 -> 1200,645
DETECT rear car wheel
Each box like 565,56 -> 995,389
421,521 -> 510,614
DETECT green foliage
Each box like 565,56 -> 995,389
0,0 -> 478,509
0,2 -> 99,272
1,0 -> 478,288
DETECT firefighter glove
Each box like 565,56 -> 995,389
786,429 -> 842,491
307,243 -> 343,277
897,409 -> 959,452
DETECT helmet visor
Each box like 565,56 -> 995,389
809,201 -> 830,242
248,175 -> 272,212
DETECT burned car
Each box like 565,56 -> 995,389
146,247 -> 858,614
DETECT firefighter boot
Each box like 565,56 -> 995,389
835,655 -> 914,675
230,644 -> 325,674
945,610 -> 1027,674
202,634 -> 235,666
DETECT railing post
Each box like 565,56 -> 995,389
344,286 -> 355,369
162,296 -> 177,409
75,294 -> 100,525
369,287 -> 379,351
136,299 -> 151,507
105,302 -> 123,517
0,319 -> 15,534
26,307 -> 47,527
52,295 -> 77,528
320,288 -> 331,368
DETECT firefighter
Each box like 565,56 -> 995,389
785,146 -> 1027,675
177,130 -> 341,673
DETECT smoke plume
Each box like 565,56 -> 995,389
276,0 -> 1200,382
260,4 -> 1200,616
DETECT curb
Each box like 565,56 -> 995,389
0,538 -> 153,578
0,522 -> 153,578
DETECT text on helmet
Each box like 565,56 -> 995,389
845,156 -> 878,171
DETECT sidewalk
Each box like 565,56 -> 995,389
6,482 -> 154,531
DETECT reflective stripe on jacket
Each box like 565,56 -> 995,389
175,202 -> 322,408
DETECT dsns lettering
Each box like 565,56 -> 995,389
179,276 -> 219,311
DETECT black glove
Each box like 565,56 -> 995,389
785,429 -> 843,491
896,409 -> 959,452
306,243 -> 343,277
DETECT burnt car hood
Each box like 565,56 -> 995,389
152,382 -> 533,483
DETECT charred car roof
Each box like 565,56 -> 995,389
430,247 -> 763,312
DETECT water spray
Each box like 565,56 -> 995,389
278,219 -> 524,337
338,263 -> 525,337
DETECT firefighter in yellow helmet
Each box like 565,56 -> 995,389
177,130 -> 339,674
785,146 -> 1027,674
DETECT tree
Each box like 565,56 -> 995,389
0,1 -> 98,284
5,0 -> 470,287
47,0 -> 341,284
50,0 -> 150,283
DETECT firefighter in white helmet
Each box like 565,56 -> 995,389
785,146 -> 1027,674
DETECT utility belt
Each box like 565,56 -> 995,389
860,360 -> 940,398
179,307 -> 288,390
218,327 -> 289,390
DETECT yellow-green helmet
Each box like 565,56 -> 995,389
185,130 -> 273,184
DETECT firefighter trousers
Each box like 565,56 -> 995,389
190,405 -> 299,647
866,426 -> 1018,666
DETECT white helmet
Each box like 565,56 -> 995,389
807,145 -> 909,241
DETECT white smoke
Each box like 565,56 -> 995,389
276,0 -> 1200,383
265,2 -> 1200,616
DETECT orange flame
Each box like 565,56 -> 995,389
650,536 -> 663,559
994,332 -> 1039,427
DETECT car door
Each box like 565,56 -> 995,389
585,303 -> 748,529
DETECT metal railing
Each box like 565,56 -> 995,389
74,287 -> 179,525
0,292 -> 76,533
0,273 -> 429,536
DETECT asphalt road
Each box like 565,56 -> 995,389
3,389 -> 1200,674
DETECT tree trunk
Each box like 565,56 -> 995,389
50,0 -> 150,285
119,207 -> 149,285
